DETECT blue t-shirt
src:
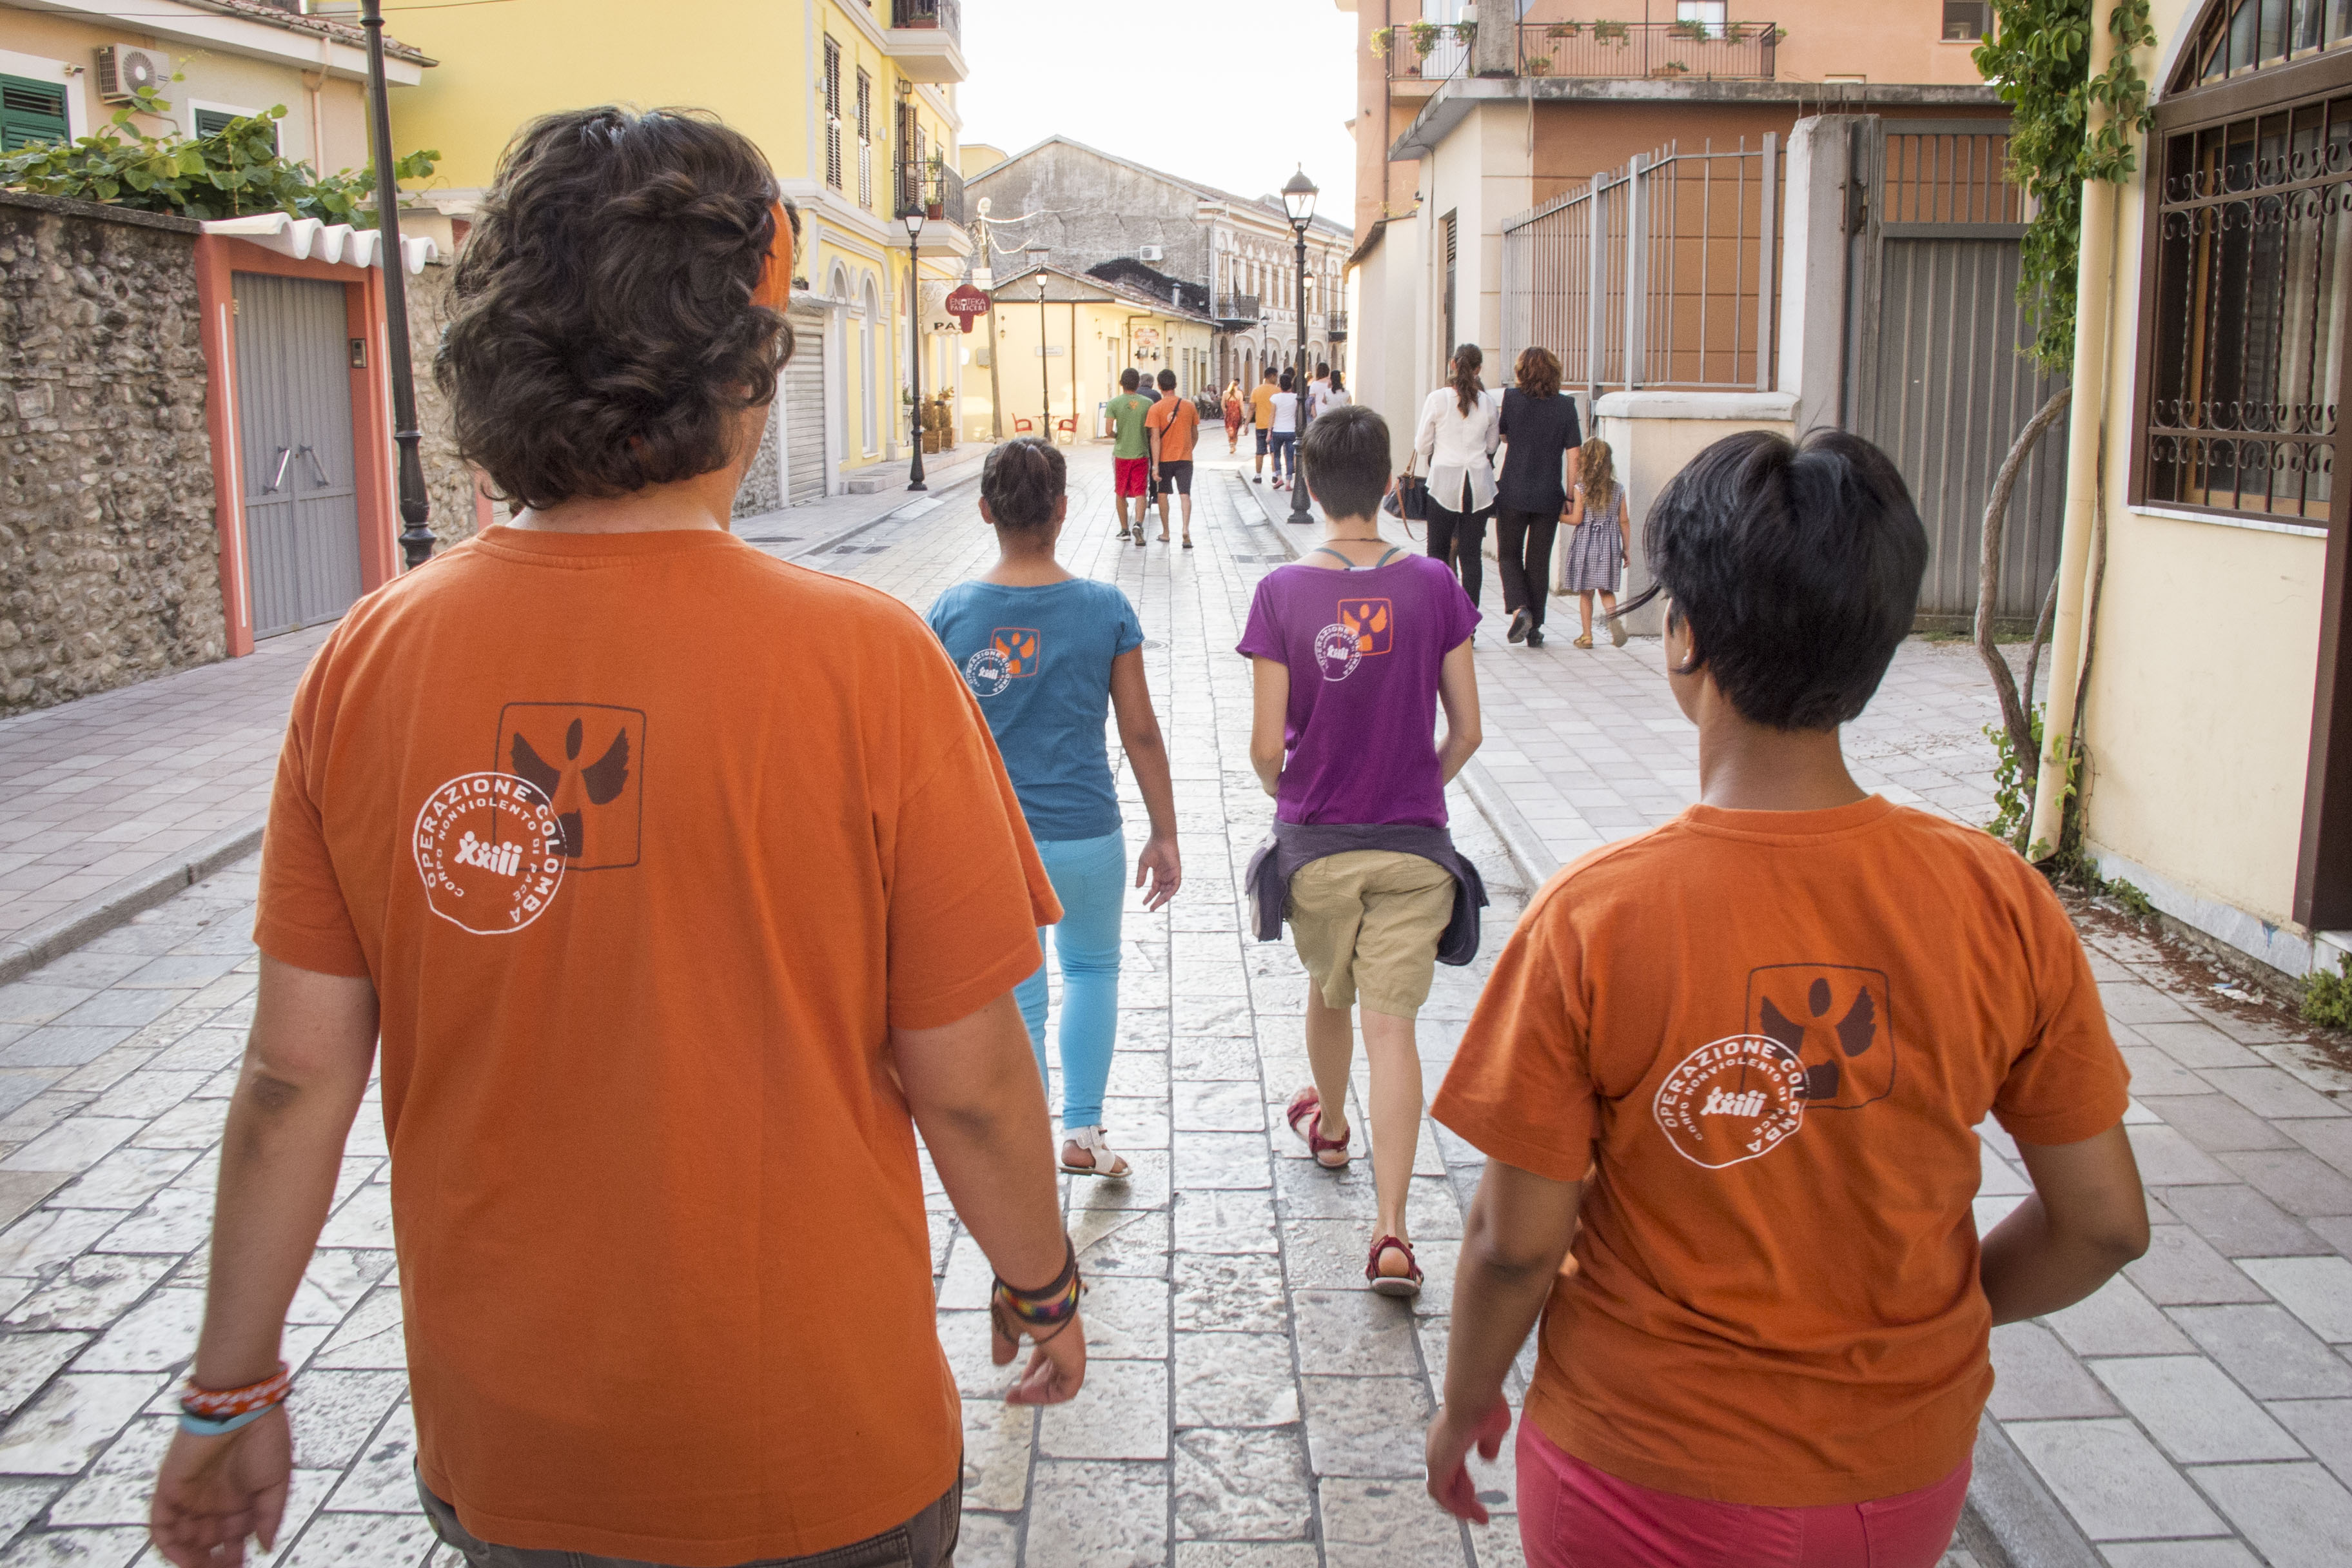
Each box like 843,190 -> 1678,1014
928,577 -> 1144,841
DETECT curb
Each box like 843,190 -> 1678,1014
0,816 -> 267,987
1959,1415 -> 2101,1568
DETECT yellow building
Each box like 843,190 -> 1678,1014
387,0 -> 971,500
975,266 -> 1214,449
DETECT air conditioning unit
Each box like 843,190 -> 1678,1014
94,46 -> 166,104
1139,246 -> 1164,263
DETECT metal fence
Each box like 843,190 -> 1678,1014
1502,135 -> 1783,395
1514,20 -> 1778,80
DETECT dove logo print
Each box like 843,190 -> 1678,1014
1747,964 -> 1896,1110
496,704 -> 647,870
1313,598 -> 1394,682
413,772 -> 567,934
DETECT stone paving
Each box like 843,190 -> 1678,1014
0,444 -> 2336,1564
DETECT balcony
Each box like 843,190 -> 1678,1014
1378,24 -> 1471,97
1215,293 -> 1261,324
1514,20 -> 1778,82
1328,310 -> 1348,342
897,158 -> 967,231
888,0 -> 966,83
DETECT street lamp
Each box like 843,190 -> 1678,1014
1028,244 -> 1052,442
360,0 -> 431,567
1281,165 -> 1318,524
903,204 -> 928,492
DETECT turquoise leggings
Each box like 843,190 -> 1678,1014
1015,829 -> 1126,1130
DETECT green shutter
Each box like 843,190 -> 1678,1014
1,75 -> 70,151
193,108 -> 275,146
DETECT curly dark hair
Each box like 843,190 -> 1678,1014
435,106 -> 794,511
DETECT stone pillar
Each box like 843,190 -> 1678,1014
1471,4 -> 1518,76
1776,113 -> 1875,438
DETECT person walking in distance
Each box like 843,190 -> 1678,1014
1560,437 -> 1631,648
148,107 -> 1084,1568
1322,369 -> 1351,411
1147,368 -> 1200,547
1426,431 -> 2146,1567
1251,366 -> 1280,484
1224,378 -> 1246,455
929,438 -> 1182,1182
1413,344 -> 1501,610
1240,404 -> 1488,1297
1108,368 -> 1157,544
1307,360 -> 1333,421
1494,348 -> 1582,650
1268,369 -> 1302,490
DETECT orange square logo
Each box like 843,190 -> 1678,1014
992,627 -> 1042,678
1338,598 -> 1393,657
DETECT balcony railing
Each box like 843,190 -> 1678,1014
1516,20 -> 1777,81
1328,310 -> 1349,340
1216,293 -> 1261,322
1380,25 -> 1472,83
897,158 -> 966,227
892,0 -> 961,39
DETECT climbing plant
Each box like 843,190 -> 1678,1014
1966,1 -> 2155,857
0,94 -> 436,224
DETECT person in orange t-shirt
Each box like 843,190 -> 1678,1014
149,108 -> 1088,1568
1145,369 -> 1200,547
1250,367 -> 1280,484
1424,431 -> 2147,1568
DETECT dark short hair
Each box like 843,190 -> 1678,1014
1120,368 -> 1140,391
435,106 -> 790,511
980,438 -> 1064,529
1316,362 -> 1330,377
1632,429 -> 1927,730
1280,368 -> 1296,391
1263,367 -> 1279,381
1300,404 -> 1391,521
1157,369 -> 1176,391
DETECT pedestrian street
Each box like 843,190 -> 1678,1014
0,444 -> 2337,1565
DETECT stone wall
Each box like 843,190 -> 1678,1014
404,257 -> 488,546
0,193 -> 224,717
966,142 -> 1217,289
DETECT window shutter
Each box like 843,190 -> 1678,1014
1,75 -> 70,151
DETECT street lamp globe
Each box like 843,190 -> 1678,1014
1282,166 -> 1318,230
904,210 -> 925,240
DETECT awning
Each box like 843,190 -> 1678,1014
201,211 -> 437,275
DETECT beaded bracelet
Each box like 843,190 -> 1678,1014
178,1362 -> 291,1438
990,1239 -> 1083,1348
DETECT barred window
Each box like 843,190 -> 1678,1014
823,39 -> 842,190
2139,18 -> 2352,525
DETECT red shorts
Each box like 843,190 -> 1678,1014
1115,457 -> 1151,497
1516,1421 -> 1970,1568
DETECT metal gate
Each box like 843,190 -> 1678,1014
233,273 -> 362,638
785,304 -> 827,504
1848,119 -> 2068,627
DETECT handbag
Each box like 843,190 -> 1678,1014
1386,459 -> 1428,523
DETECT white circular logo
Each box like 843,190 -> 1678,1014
413,772 -> 566,935
1652,1034 -> 1808,1169
1313,623 -> 1363,683
963,646 -> 1012,698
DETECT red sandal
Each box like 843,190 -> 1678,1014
1285,1086 -> 1350,1169
1366,1234 -> 1423,1298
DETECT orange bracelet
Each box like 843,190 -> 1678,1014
179,1362 -> 292,1422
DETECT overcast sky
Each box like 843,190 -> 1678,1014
958,0 -> 1360,224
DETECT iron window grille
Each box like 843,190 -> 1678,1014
2137,29 -> 2352,527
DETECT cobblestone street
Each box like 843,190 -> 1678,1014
0,445 -> 2339,1565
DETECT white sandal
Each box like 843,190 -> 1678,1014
1059,1125 -> 1130,1179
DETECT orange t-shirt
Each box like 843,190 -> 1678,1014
1432,798 -> 2127,1508
255,525 -> 1058,1565
1251,382 -> 1278,429
1147,395 -> 1198,462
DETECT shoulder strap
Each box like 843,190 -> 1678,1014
1371,545 -> 1404,568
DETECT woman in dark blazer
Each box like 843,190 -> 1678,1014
1493,348 -> 1582,649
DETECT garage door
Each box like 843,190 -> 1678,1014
786,306 -> 827,504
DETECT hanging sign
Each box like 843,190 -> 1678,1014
944,283 -> 992,334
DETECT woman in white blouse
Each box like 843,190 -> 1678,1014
1411,344 -> 1502,609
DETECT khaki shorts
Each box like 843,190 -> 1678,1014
1286,850 -> 1455,1017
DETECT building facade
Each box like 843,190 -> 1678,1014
0,0 -> 425,170
389,0 -> 972,500
971,264 -> 1213,445
963,137 -> 1353,398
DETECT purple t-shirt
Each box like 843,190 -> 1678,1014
1236,554 -> 1478,827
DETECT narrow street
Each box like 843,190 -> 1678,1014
0,442 -> 2336,1565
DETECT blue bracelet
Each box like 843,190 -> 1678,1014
177,1406 -> 270,1438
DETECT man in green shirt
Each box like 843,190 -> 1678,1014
1108,368 -> 1156,544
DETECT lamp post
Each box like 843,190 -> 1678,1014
903,204 -> 928,491
1028,244 -> 1052,442
360,0 -> 431,567
1281,166 -> 1318,524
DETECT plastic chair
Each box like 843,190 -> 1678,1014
1014,417 -> 1035,435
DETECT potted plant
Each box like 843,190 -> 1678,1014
1408,19 -> 1442,54
1546,21 -> 1581,37
1593,18 -> 1630,43
1652,59 -> 1691,75
1669,16 -> 1709,41
1452,19 -> 1476,47
1523,53 -> 1553,72
1371,24 -> 1395,55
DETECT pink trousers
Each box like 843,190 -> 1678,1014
1516,1421 -> 1970,1568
